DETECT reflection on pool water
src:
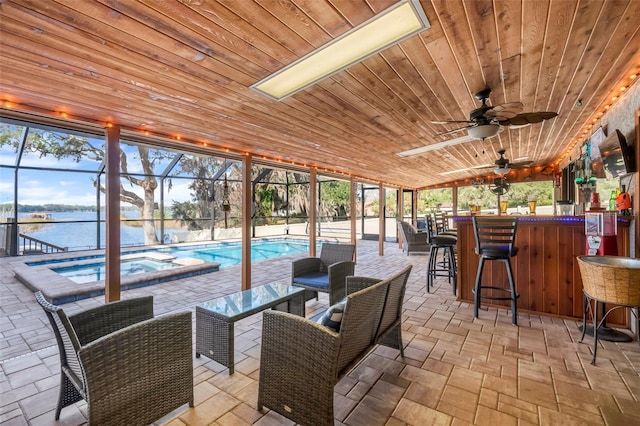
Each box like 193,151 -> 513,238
40,239 -> 313,284
52,258 -> 179,284
165,240 -> 310,265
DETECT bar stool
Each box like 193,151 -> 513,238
472,216 -> 519,324
434,212 -> 457,237
425,215 -> 436,242
426,234 -> 457,295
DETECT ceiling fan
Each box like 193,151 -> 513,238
397,88 -> 557,157
439,148 -> 533,176
432,88 -> 558,139
489,176 -> 510,196
477,149 -> 533,175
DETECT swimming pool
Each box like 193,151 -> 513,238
39,239 -> 313,283
16,238 -> 319,304
161,240 -> 312,266
52,257 -> 179,284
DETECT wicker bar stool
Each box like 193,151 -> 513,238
576,255 -> 640,365
472,216 -> 519,324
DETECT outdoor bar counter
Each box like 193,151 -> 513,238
452,215 -> 635,325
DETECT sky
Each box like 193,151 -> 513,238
0,168 -> 195,206
0,132 -> 196,207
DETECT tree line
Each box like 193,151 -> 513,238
0,203 -> 98,213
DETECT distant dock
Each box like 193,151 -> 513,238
26,212 -> 52,220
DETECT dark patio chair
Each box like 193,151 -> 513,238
291,243 -> 355,305
35,292 -> 194,425
397,221 -> 430,255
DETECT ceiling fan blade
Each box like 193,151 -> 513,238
499,111 -> 558,126
430,119 -> 474,125
396,134 -> 473,157
484,102 -> 523,120
439,162 -> 498,174
470,163 -> 494,169
510,160 -> 534,169
436,125 -> 472,136
507,123 -> 531,129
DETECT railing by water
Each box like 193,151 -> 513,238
19,233 -> 67,255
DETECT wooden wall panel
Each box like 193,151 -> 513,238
557,225 -> 575,317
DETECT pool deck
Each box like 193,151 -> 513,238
1,239 -> 640,425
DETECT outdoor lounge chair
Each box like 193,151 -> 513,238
35,292 -> 194,425
397,220 -> 430,255
291,242 -> 356,305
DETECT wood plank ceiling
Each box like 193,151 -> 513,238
1,0 -> 639,189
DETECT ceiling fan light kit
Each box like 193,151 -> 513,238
492,149 -> 532,175
468,124 -> 500,140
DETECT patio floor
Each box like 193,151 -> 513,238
1,239 -> 639,425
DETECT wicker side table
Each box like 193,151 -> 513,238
577,255 -> 640,365
196,283 -> 305,374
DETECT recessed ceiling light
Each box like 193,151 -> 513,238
251,0 -> 430,101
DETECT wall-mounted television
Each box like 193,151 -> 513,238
598,129 -> 636,179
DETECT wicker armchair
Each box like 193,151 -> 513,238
397,221 -> 430,255
259,265 -> 412,425
576,256 -> 640,365
291,242 -> 355,305
35,292 -> 194,425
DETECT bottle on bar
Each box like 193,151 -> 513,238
609,190 -> 617,211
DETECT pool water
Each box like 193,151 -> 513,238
45,239 -> 312,283
53,258 -> 178,284
164,240 -> 310,266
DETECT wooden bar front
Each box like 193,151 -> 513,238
453,216 -> 634,325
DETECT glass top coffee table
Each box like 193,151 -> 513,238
195,283 -> 306,374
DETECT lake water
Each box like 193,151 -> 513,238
18,211 -> 181,251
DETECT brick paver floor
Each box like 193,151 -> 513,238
1,240 -> 639,425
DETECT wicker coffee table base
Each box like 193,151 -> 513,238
196,285 -> 305,374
